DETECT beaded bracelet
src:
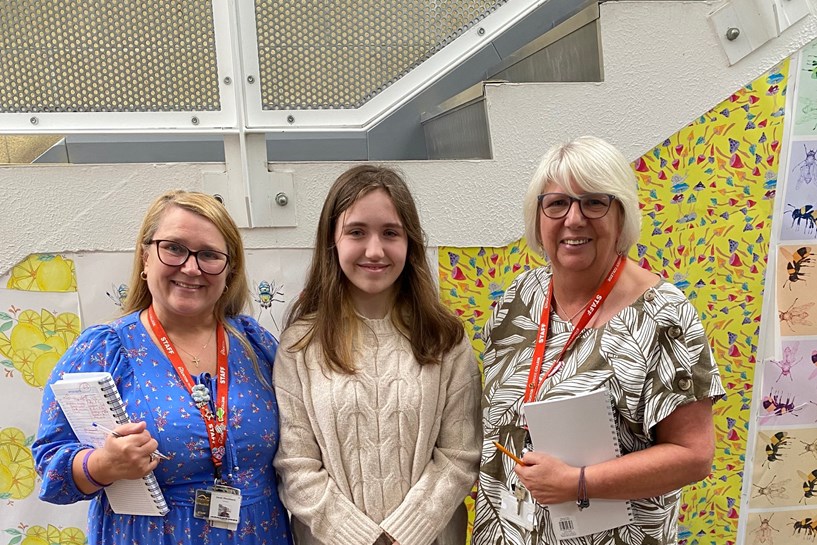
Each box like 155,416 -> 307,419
576,466 -> 589,511
82,449 -> 112,488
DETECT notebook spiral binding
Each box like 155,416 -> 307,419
98,375 -> 170,515
604,390 -> 634,522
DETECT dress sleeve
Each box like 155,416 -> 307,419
639,285 -> 726,438
235,315 -> 279,369
31,324 -> 127,504
380,336 -> 482,545
272,331 -> 383,545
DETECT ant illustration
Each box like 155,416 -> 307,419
761,431 -> 790,467
250,280 -> 285,333
785,204 -> 816,236
106,283 -> 128,308
769,343 -> 801,382
782,247 -> 813,289
752,513 -> 778,545
779,298 -> 815,332
753,474 -> 790,503
791,144 -> 817,190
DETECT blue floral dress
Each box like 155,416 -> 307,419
33,311 -> 293,545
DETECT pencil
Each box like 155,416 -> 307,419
92,422 -> 172,461
493,440 -> 526,465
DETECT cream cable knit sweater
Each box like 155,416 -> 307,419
273,316 -> 481,545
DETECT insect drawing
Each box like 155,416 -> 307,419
792,144 -> 817,189
779,298 -> 815,332
752,474 -> 790,503
790,516 -> 817,539
250,280 -> 285,333
782,247 -> 813,289
785,204 -> 816,236
761,389 -> 802,420
769,343 -> 801,382
761,431 -> 790,467
800,469 -> 817,504
106,283 -> 128,308
801,438 -> 817,459
752,513 -> 778,545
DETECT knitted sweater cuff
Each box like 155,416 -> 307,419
381,506 -> 436,545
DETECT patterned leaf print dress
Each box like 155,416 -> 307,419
473,267 -> 725,545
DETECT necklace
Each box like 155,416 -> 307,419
552,292 -> 596,324
170,328 -> 215,368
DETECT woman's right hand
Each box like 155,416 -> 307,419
87,421 -> 161,484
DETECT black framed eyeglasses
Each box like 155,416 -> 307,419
150,240 -> 230,275
537,193 -> 616,220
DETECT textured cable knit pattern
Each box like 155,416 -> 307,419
274,316 -> 481,545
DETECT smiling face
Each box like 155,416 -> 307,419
142,205 -> 229,327
538,182 -> 623,279
334,189 -> 408,318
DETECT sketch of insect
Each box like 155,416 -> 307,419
106,283 -> 128,308
791,144 -> 817,189
753,474 -> 790,503
790,516 -> 817,539
785,204 -> 817,236
779,298 -> 815,332
251,280 -> 285,333
801,438 -> 817,459
752,513 -> 778,545
769,343 -> 802,382
782,247 -> 813,290
761,431 -> 791,467
800,469 -> 817,504
798,97 -> 817,132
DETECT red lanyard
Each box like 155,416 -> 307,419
147,306 -> 229,475
522,255 -> 625,403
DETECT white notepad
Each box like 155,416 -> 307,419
523,387 -> 633,541
50,372 -> 169,516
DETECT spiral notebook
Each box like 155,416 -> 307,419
50,372 -> 169,516
522,387 -> 633,541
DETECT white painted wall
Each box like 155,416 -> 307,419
2,1 -> 816,275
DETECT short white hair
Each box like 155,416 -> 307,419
523,136 -> 641,256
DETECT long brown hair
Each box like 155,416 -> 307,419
123,190 -> 267,387
286,165 -> 465,374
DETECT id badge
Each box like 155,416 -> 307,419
194,489 -> 213,520
499,488 -> 536,531
209,485 -> 241,531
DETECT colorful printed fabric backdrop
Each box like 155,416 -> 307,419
0,250 -> 312,545
440,62 -> 789,545
741,40 -> 817,545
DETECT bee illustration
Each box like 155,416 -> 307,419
769,343 -> 801,382
761,389 -> 802,421
106,283 -> 128,308
752,513 -> 778,544
761,431 -> 790,467
785,204 -> 816,235
251,280 -> 285,332
792,145 -> 817,190
790,517 -> 816,538
779,298 -> 815,332
753,474 -> 790,503
800,469 -> 817,504
782,247 -> 813,289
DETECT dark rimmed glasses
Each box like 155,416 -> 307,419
537,193 -> 616,220
151,240 -> 229,275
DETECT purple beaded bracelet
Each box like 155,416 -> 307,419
82,449 -> 112,488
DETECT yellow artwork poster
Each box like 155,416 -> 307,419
441,61 -> 788,545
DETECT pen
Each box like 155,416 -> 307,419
493,441 -> 527,466
92,422 -> 172,461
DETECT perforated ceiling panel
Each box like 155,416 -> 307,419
254,0 -> 509,110
0,1 -> 220,113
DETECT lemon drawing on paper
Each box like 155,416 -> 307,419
3,525 -> 87,545
0,308 -> 81,388
7,254 -> 77,292
0,426 -> 36,500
